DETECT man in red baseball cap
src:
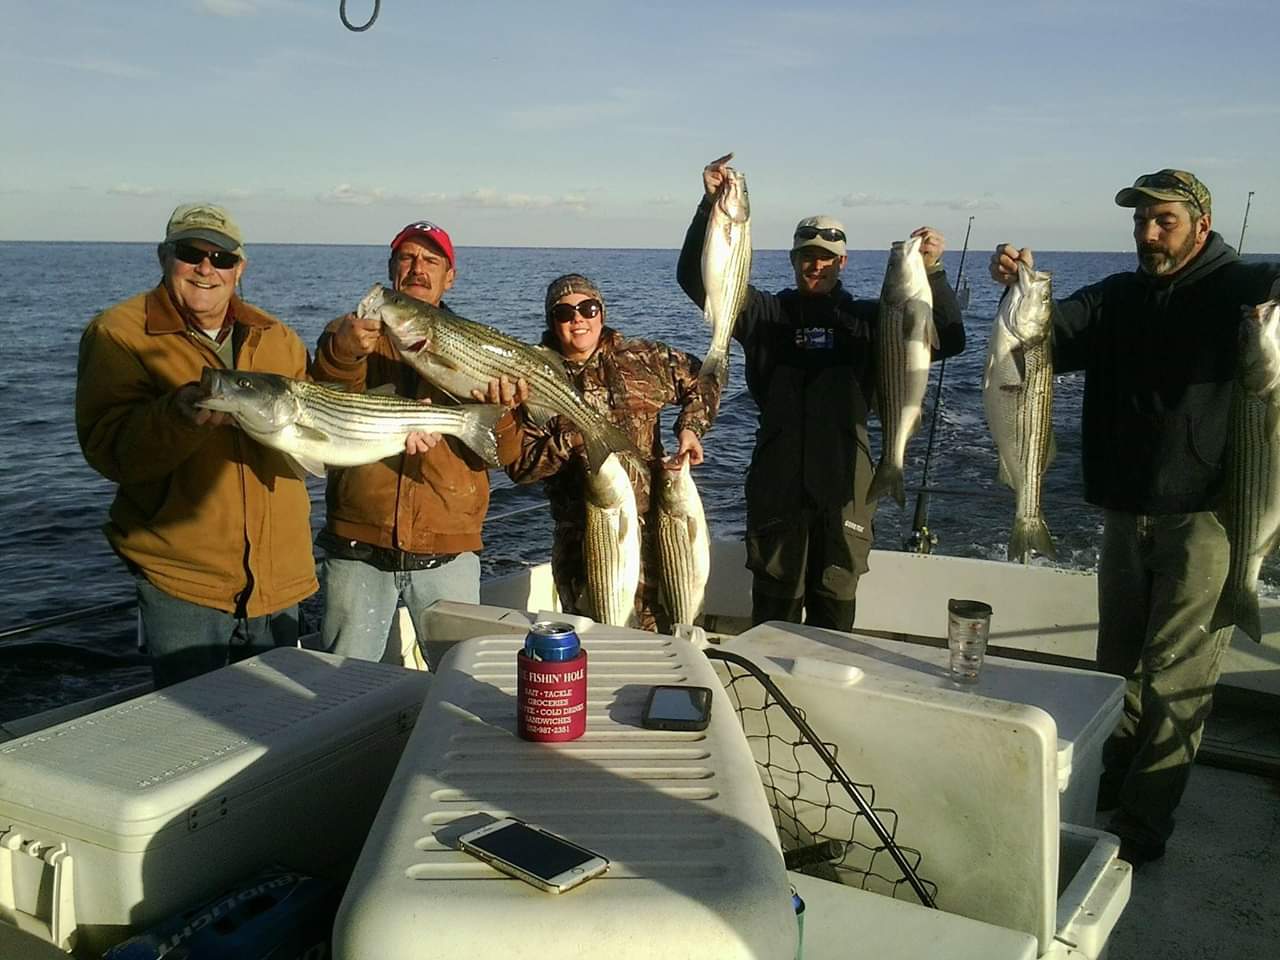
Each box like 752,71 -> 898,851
309,220 -> 527,665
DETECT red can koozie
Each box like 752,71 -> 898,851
517,648 -> 588,742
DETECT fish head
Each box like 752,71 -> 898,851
1005,264 -> 1054,346
196,369 -> 299,433
658,455 -> 692,504
716,169 -> 750,224
365,284 -> 437,357
1240,299 -> 1280,395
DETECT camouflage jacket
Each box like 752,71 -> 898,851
507,328 -> 712,628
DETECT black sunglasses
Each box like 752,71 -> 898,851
550,298 -> 603,323
171,241 -> 241,270
794,226 -> 846,244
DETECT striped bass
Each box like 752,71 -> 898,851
867,235 -> 937,506
357,284 -> 640,474
1214,299 -> 1280,642
197,369 -> 504,476
655,457 -> 710,626
701,165 -> 751,401
583,453 -> 641,627
982,263 -> 1057,563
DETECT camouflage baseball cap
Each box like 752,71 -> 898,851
1114,170 -> 1211,217
165,202 -> 244,256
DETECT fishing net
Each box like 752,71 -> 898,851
707,647 -> 937,907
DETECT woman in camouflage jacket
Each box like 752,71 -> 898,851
508,274 -> 713,631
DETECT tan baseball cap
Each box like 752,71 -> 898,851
1115,170 -> 1212,217
792,215 -> 847,257
165,203 -> 245,256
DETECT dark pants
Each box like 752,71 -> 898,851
746,504 -> 869,633
1095,510 -> 1233,849
136,578 -> 299,688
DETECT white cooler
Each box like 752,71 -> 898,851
720,622 -> 1130,959
0,648 -> 429,956
335,627 -> 796,960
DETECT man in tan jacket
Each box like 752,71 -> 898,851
76,203 -> 318,687
311,220 -> 525,664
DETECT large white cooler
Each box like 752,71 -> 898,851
0,648 -> 429,956
335,627 -> 796,960
720,622 -> 1130,959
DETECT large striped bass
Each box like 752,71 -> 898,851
982,263 -> 1057,563
655,457 -> 710,626
1214,299 -> 1280,642
867,236 -> 937,506
356,284 -> 640,474
196,369 -> 504,476
583,453 -> 641,627
701,164 -> 751,402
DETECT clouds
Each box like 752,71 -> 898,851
837,193 -> 1000,212
317,184 -> 591,212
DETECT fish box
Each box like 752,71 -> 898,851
720,622 -> 1130,958
0,648 -> 429,957
334,627 -> 796,960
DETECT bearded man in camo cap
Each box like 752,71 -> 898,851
990,169 -> 1280,868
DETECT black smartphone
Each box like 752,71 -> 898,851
641,684 -> 713,731
458,819 -> 609,894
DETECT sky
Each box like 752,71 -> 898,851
2,0 -> 1278,253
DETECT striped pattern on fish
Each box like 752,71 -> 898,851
583,453 -> 641,627
982,264 -> 1057,563
700,167 -> 751,403
357,284 -> 641,474
655,457 -> 710,626
867,235 -> 937,507
1214,300 -> 1280,642
197,370 -> 504,476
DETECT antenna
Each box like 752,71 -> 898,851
1238,191 -> 1254,254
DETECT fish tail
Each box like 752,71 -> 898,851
583,420 -> 644,476
1009,515 -> 1056,564
866,463 -> 905,507
460,404 -> 505,467
1214,587 -> 1263,643
700,344 -> 729,395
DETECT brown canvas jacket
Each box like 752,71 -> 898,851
311,315 -> 522,556
76,285 -> 318,615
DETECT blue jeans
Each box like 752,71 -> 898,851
317,553 -> 480,664
136,578 -> 299,689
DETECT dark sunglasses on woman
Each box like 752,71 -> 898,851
170,241 -> 241,270
550,298 -> 603,323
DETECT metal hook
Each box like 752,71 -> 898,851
339,0 -> 380,32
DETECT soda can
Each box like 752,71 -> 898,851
517,621 -> 588,742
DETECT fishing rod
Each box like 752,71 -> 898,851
904,215 -> 973,555
1238,191 -> 1255,254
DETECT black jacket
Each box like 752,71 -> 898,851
1053,232 -> 1280,514
677,196 -> 965,511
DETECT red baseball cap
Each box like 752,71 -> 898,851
389,220 -> 455,268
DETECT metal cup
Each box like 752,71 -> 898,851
947,599 -> 992,684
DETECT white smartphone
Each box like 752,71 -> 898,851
458,818 -> 610,893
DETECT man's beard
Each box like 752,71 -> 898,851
1137,231 -> 1199,276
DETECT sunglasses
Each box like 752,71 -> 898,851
1134,175 -> 1203,214
550,299 -> 603,324
171,241 -> 241,270
794,225 -> 846,244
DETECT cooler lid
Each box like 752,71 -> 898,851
0,649 -> 428,841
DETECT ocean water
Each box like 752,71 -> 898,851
1,240 -> 1275,720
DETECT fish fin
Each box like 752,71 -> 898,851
1217,588 -> 1263,643
533,344 -> 569,374
366,383 -> 399,397
283,452 -> 326,478
1267,400 -> 1280,438
457,403 -> 505,467
929,318 -> 940,350
525,401 -> 557,430
1047,431 -> 1058,468
1009,516 -> 1056,565
702,299 -> 716,329
293,424 -> 332,445
866,462 -> 905,507
995,456 -> 1015,490
1012,347 -> 1028,383
315,380 -> 350,392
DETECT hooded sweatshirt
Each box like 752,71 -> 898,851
1053,232 -> 1280,514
